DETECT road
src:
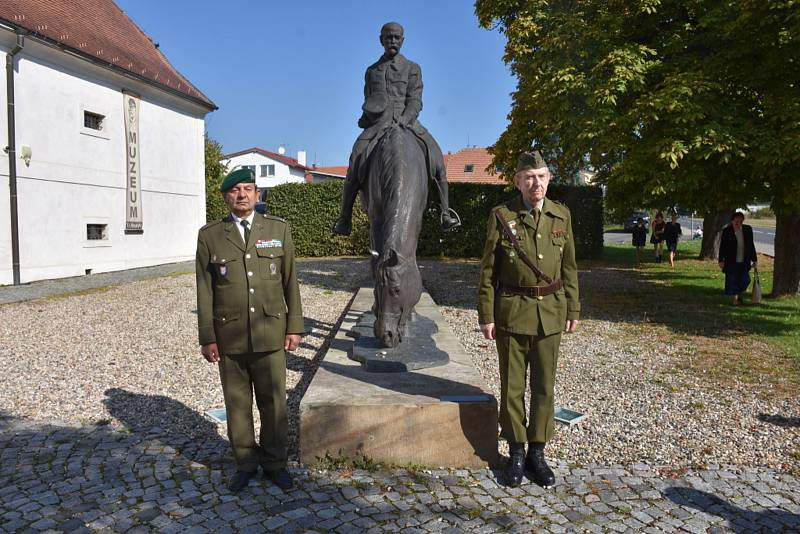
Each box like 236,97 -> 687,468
605,216 -> 775,257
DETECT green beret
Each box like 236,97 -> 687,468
219,167 -> 255,192
516,151 -> 548,173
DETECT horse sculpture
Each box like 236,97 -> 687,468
361,124 -> 428,347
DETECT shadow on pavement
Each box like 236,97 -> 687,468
102,387 -> 229,468
664,486 -> 800,533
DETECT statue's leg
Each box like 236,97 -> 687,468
333,140 -> 367,236
424,134 -> 460,230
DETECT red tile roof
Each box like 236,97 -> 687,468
444,147 -> 506,184
312,166 -> 348,177
224,147 -> 312,171
0,0 -> 215,109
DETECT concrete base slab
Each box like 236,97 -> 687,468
299,288 -> 499,468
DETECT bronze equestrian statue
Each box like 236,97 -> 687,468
334,22 -> 459,347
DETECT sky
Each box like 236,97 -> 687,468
114,0 -> 516,167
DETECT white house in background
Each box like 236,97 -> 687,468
223,147 -> 312,189
0,0 -> 216,284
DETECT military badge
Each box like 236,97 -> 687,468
551,229 -> 566,238
256,239 -> 283,249
270,263 -> 277,275
219,264 -> 227,277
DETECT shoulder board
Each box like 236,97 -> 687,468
262,214 -> 286,223
200,219 -> 224,231
548,200 -> 571,214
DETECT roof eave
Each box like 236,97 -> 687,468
0,18 -> 217,112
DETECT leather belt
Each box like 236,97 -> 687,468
499,280 -> 563,298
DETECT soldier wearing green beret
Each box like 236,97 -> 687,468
477,151 -> 580,488
196,167 -> 304,493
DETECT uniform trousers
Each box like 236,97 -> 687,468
218,349 -> 287,472
496,328 -> 561,444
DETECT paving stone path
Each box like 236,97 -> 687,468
1,419 -> 798,533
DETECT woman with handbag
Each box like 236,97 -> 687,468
718,212 -> 758,305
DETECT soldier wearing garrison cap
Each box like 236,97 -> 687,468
196,167 -> 303,493
477,151 -> 580,488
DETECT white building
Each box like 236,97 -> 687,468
223,147 -> 311,190
0,0 -> 216,284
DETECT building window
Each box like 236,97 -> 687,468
266,165 -> 275,176
260,165 -> 268,177
86,223 -> 108,240
464,164 -> 474,173
84,111 -> 104,131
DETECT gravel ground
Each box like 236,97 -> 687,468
1,257 -> 797,473
420,260 -> 800,475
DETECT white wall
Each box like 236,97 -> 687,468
224,152 -> 306,189
0,32 -> 210,284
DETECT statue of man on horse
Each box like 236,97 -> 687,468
332,21 -> 460,237
334,21 -> 459,348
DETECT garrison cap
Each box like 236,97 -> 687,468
219,167 -> 255,192
516,150 -> 548,173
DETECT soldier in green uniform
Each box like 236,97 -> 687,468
477,151 -> 580,488
196,168 -> 304,493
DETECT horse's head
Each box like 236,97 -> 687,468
373,248 -> 422,347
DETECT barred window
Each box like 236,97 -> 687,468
84,111 -> 104,130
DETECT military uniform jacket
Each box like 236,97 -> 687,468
478,196 -> 580,336
196,213 -> 304,355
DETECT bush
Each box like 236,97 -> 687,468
266,181 -> 603,259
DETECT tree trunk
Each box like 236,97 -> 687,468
699,210 -> 734,260
771,211 -> 800,296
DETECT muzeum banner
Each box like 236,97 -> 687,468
123,92 -> 143,234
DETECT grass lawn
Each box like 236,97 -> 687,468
580,239 -> 799,395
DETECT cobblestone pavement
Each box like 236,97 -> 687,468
1,418 -> 798,533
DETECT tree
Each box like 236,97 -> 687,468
476,0 -> 799,295
205,134 -> 228,223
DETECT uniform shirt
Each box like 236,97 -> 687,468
230,211 -> 255,244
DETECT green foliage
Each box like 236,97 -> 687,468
265,181 -> 370,256
265,181 -> 603,259
204,135 -> 228,223
474,0 -> 799,214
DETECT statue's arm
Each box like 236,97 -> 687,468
401,62 -> 423,123
358,68 -> 370,128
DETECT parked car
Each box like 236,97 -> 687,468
255,188 -> 268,214
623,212 -> 650,232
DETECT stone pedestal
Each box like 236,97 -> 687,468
299,288 -> 499,468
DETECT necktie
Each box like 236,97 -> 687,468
240,220 -> 250,245
533,207 -> 541,227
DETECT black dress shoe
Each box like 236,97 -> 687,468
264,467 -> 294,490
227,470 -> 256,493
525,443 -> 555,488
504,444 -> 525,487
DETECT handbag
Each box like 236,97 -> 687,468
752,267 -> 762,304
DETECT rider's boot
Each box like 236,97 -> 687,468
436,178 -> 460,230
332,171 -> 360,236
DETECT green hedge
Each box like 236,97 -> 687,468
266,181 -> 603,260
